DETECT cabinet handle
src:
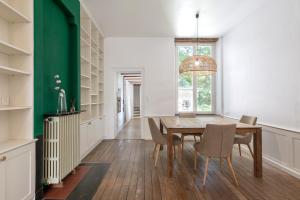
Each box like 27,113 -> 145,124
0,156 -> 6,161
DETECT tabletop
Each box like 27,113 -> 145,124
160,116 -> 259,129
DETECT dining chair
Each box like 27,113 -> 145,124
148,118 -> 182,167
194,124 -> 239,186
179,112 -> 202,154
235,115 -> 257,158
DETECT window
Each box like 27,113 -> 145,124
177,44 -> 215,113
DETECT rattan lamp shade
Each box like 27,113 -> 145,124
179,55 -> 217,75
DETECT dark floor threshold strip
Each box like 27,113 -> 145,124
66,163 -> 110,200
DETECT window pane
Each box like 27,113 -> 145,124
177,46 -> 193,63
178,89 -> 193,112
196,75 -> 212,112
178,46 -> 193,112
195,46 -> 212,56
178,72 -> 193,111
178,72 -> 192,88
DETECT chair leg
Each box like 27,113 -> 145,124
194,151 -> 197,170
226,157 -> 239,186
178,144 -> 183,160
181,135 -> 184,155
247,144 -> 254,158
152,144 -> 157,159
154,144 -> 160,167
238,144 -> 242,157
193,136 -> 197,143
174,146 -> 176,159
220,157 -> 223,171
203,157 -> 209,186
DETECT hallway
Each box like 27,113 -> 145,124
116,118 -> 142,139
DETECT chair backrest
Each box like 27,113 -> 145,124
148,118 -> 166,144
179,112 -> 196,118
201,124 -> 236,157
240,115 -> 257,125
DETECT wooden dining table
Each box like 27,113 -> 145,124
159,115 -> 263,178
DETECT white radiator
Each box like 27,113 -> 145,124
43,114 -> 80,184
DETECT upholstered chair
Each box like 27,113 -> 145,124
194,124 -> 238,186
235,115 -> 257,158
179,112 -> 202,154
148,118 -> 182,167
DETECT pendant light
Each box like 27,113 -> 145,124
179,12 -> 217,75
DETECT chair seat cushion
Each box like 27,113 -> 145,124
194,141 -> 205,153
159,134 -> 182,145
234,133 -> 252,144
172,135 -> 182,145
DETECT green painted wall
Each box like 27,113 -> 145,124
34,0 -> 80,137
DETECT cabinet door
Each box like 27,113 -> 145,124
80,123 -> 88,158
97,117 -> 104,141
94,118 -> 101,141
0,160 -> 4,200
1,143 -> 35,200
92,120 -> 99,144
87,121 -> 95,149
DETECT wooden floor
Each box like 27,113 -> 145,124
116,118 -> 142,139
83,122 -> 300,200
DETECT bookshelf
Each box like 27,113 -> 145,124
0,0 -> 34,150
80,5 -> 104,123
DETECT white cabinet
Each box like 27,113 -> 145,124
87,121 -> 96,148
80,123 -> 88,158
0,142 -> 35,200
0,160 -> 4,200
93,117 -> 104,142
80,116 -> 104,159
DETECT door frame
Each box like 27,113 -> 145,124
112,68 -> 145,134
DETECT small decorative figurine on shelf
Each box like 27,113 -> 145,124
54,74 -> 67,114
70,98 -> 76,113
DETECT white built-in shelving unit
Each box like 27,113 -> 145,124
80,5 -> 104,123
0,0 -> 34,151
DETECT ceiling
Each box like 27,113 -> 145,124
82,0 -> 269,37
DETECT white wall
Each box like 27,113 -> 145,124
125,80 -> 133,122
116,73 -> 125,132
104,38 -> 176,139
222,0 -> 300,178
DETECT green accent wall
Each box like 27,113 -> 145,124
34,0 -> 80,137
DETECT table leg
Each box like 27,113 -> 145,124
167,129 -> 173,177
160,119 -> 163,133
159,119 -> 164,151
253,127 -> 263,177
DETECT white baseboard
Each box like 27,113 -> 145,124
239,145 -> 300,179
263,154 -> 300,179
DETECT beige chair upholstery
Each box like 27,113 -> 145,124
194,124 -> 239,186
148,118 -> 182,167
234,115 -> 257,158
179,112 -> 202,155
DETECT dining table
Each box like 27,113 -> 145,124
159,115 -> 263,178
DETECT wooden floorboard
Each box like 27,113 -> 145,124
84,139 -> 300,200
84,120 -> 300,200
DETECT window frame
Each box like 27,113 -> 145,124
175,42 -> 217,114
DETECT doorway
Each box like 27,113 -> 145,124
133,84 -> 141,118
115,72 -> 142,139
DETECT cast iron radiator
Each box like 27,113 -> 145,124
43,113 -> 80,184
